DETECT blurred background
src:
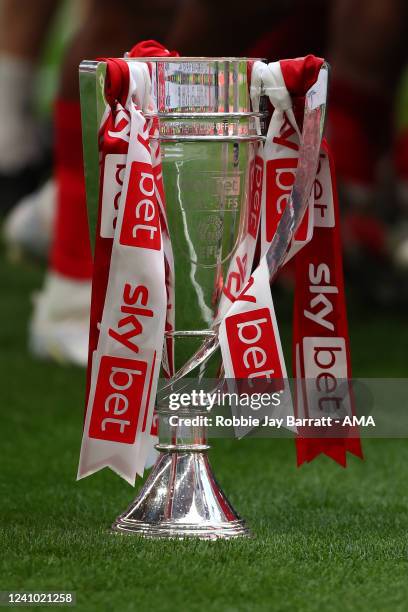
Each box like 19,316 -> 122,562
1,1 -> 408,606
1,0 -> 408,371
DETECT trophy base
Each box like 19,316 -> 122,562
112,449 -> 250,540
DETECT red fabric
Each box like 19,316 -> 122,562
86,58 -> 130,405
128,40 -> 179,58
103,58 -> 130,106
277,58 -> 362,466
51,41 -> 177,284
86,43 -> 177,405
50,99 -> 92,280
280,55 -> 325,133
296,437 -> 363,467
281,57 -> 391,187
280,55 -> 324,96
293,140 -> 363,467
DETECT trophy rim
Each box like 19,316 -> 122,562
111,518 -> 251,540
79,58 -> 267,74
125,56 -> 267,62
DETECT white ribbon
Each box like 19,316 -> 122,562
78,63 -> 169,485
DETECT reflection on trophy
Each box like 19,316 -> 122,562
80,57 -> 265,538
79,54 -> 328,538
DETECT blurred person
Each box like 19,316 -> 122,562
1,1 -> 88,259
169,0 -> 408,197
170,0 -> 408,301
327,0 -> 407,221
326,0 -> 408,304
10,0 -> 323,367
6,0 -> 408,368
25,0 -> 324,367
12,0 -> 177,365
0,0 -> 62,216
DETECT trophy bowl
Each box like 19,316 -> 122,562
80,56 -> 267,539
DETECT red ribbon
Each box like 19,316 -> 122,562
128,40 -> 180,58
86,41 -> 178,408
280,55 -> 324,96
279,55 -> 363,466
103,58 -> 129,107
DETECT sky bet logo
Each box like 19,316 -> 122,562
248,156 -> 263,239
100,154 -> 126,238
265,158 -> 297,243
89,356 -> 147,444
120,161 -> 161,250
226,307 -> 283,379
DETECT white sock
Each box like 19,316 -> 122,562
37,271 -> 91,321
0,54 -> 40,171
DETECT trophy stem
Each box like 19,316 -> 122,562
112,409 -> 251,539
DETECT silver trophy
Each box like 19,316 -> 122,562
79,56 -> 327,539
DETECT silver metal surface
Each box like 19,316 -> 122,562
112,451 -> 249,539
160,63 -> 329,392
155,444 -> 211,452
265,63 -> 329,282
158,135 -> 263,141
145,111 -> 266,118
165,330 -> 216,338
80,56 -> 328,539
80,56 -> 263,539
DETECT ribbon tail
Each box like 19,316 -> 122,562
296,437 -> 364,467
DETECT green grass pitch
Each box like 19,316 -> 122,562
1,249 -> 408,612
